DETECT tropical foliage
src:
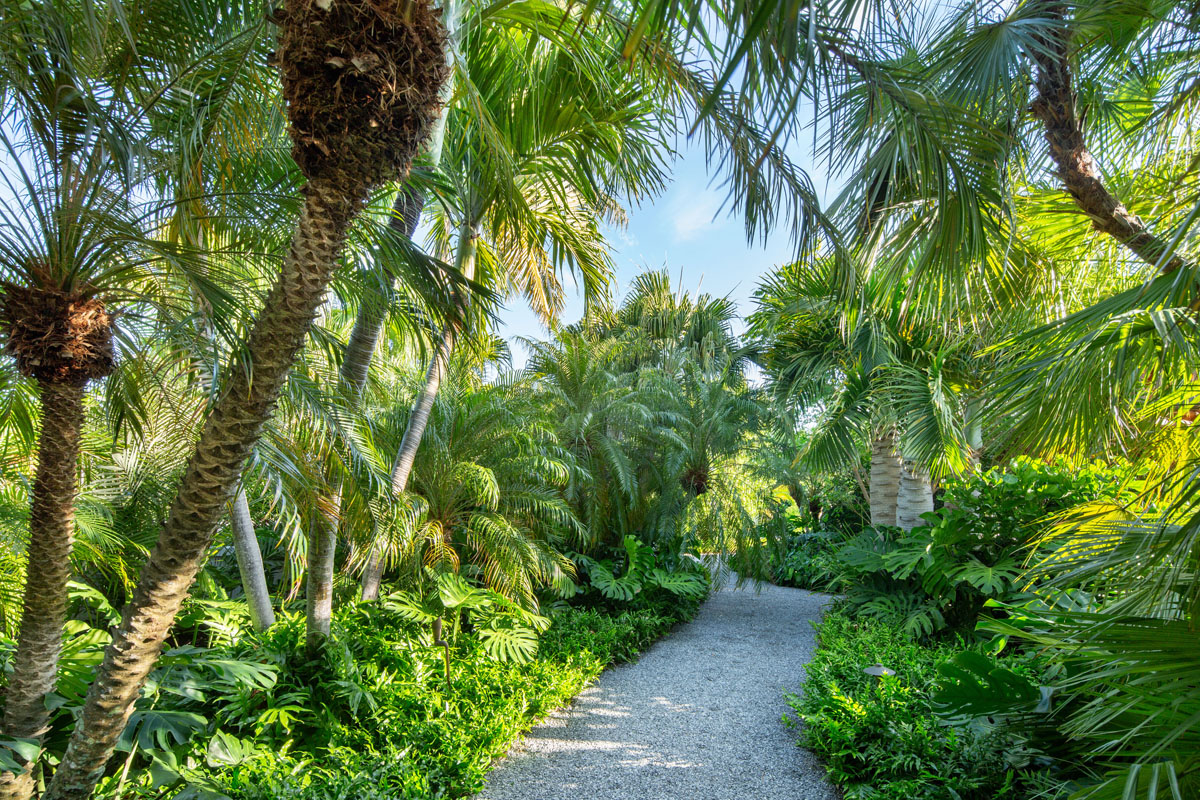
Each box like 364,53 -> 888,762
3,0 -> 1200,798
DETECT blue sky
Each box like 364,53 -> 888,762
497,136 -> 838,365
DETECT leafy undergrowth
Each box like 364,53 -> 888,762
101,590 -> 702,800
787,609 -> 1063,800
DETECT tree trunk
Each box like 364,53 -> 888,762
1029,7 -> 1193,275
897,458 -> 934,531
360,221 -> 478,600
302,187 -> 425,648
42,179 -> 362,800
965,396 -> 983,474
868,429 -> 901,528
0,382 -> 84,800
336,0 -> 459,392
229,487 -> 275,632
310,2 -> 461,618
340,185 -> 427,391
304,480 -> 341,652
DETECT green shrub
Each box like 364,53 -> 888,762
833,458 -> 1132,639
788,609 -> 1062,800
769,529 -> 842,591
48,585 -> 702,800
207,594 -> 700,799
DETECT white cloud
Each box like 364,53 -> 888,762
667,187 -> 727,242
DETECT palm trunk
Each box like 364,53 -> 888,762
360,221 -> 477,600
0,382 -> 84,800
340,185 -> 427,391
43,179 -> 362,800
302,187 -> 425,648
230,487 -> 275,632
1029,6 -> 1193,275
304,479 -> 341,652
309,3 -> 461,620
897,458 -> 933,531
868,428 -> 901,528
965,397 -> 983,474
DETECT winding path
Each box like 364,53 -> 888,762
478,583 -> 837,800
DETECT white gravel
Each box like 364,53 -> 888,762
477,582 -> 837,800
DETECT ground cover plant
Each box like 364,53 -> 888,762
2,582 -> 704,800
787,608 -> 1064,800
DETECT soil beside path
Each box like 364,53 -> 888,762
478,582 -> 837,800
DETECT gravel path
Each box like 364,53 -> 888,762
478,583 -> 837,800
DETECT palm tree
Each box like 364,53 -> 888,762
798,3 -> 1200,789
750,260 -> 978,531
357,23 -> 676,599
367,372 -> 580,606
0,5 -> 242,792
39,0 -> 451,794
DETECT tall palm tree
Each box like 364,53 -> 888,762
357,23 -> 675,599
0,5 -> 249,792
39,0 -> 451,794
751,261 -> 977,530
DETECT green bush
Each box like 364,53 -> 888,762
833,458 -> 1132,639
788,609 -> 1062,800
46,585 -> 703,800
769,530 -> 841,591
208,593 -> 701,799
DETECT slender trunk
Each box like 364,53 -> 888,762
1029,6 -> 1193,275
43,179 -> 362,800
302,187 -> 424,647
0,382 -> 84,800
965,397 -> 983,474
897,458 -> 934,531
360,221 -> 477,600
309,3 -> 461,619
868,428 -> 901,528
229,487 -> 275,632
340,185 -> 427,391
304,480 -> 341,652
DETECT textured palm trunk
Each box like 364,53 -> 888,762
0,381 -> 84,800
230,487 -> 275,631
304,479 -> 342,651
309,4 -> 461,619
868,429 -> 901,528
360,221 -> 477,600
897,458 -> 934,531
1030,6 -> 1193,275
340,185 -> 427,390
42,179 -> 362,800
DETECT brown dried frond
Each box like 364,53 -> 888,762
0,284 -> 115,384
276,0 -> 449,192
682,467 -> 709,496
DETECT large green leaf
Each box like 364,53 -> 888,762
933,651 -> 1051,719
473,610 -> 540,664
119,709 -> 208,752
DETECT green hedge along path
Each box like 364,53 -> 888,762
479,583 -> 837,799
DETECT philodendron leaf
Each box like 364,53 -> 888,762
206,730 -> 255,767
435,571 -> 490,611
473,610 -> 540,664
647,568 -> 707,598
381,590 -> 438,623
0,736 -> 41,773
589,562 -> 640,600
933,651 -> 1052,718
119,709 -> 208,752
